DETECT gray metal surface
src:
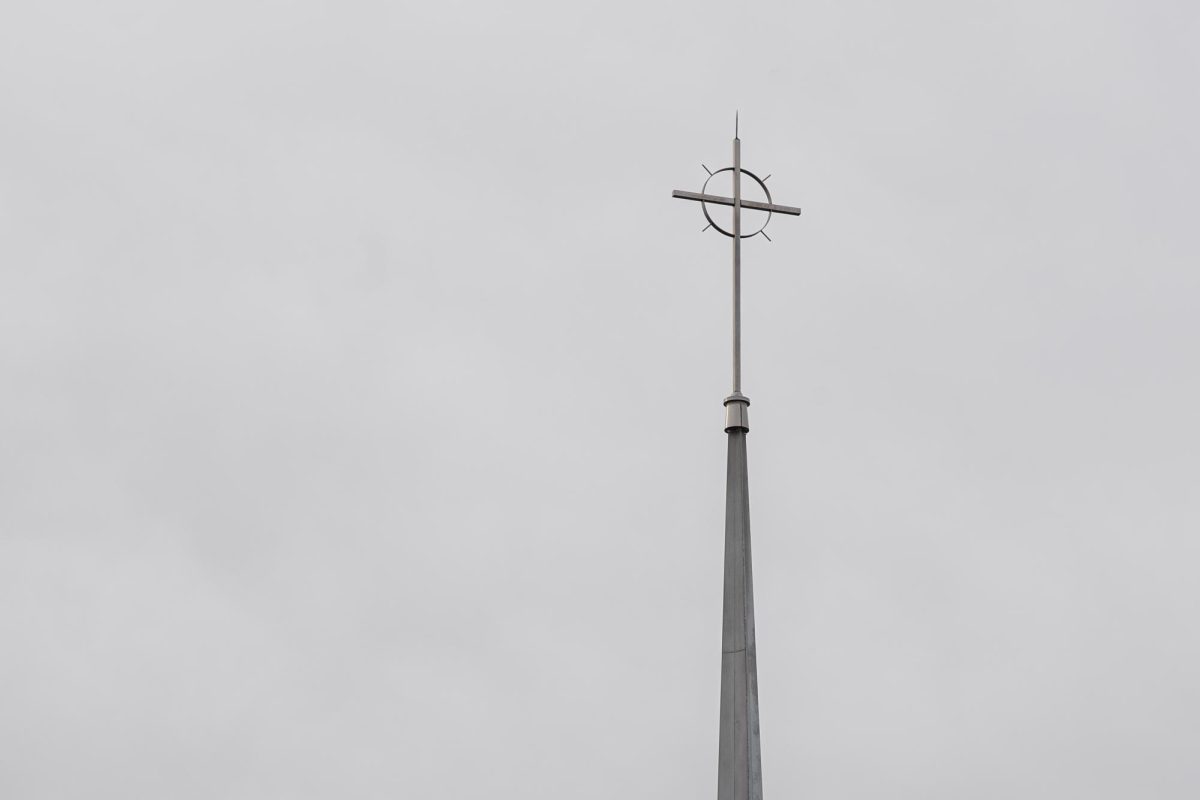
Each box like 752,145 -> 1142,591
719,429 -> 762,800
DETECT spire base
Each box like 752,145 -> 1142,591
724,393 -> 750,433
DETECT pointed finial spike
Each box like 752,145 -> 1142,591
735,110 -> 739,139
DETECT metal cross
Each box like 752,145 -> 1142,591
672,116 -> 801,431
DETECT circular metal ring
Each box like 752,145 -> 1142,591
701,167 -> 773,239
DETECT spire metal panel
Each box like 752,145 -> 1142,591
718,428 -> 761,800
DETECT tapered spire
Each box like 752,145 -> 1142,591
718,429 -> 761,800
671,122 -> 801,800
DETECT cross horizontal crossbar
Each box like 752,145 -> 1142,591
672,189 -> 801,216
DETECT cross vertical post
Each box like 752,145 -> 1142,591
732,132 -> 742,396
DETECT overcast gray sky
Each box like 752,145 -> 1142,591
2,1 -> 1198,798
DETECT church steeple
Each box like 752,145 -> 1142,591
672,122 -> 801,800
